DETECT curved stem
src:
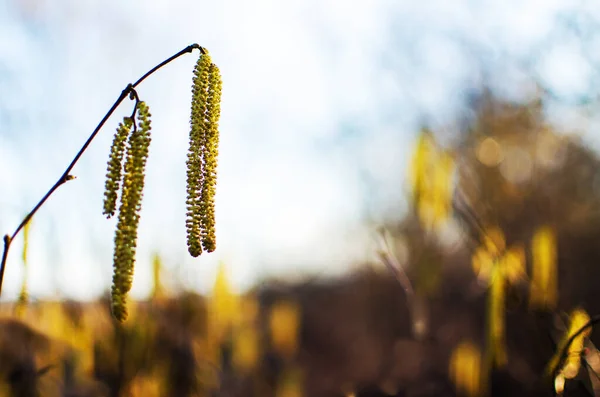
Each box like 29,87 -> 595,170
0,44 -> 203,297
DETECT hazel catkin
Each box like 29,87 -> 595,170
110,101 -> 152,322
186,52 -> 212,257
103,117 -> 133,218
199,62 -> 222,253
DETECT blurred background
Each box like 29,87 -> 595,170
1,0 -> 600,301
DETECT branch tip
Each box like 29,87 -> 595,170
189,43 -> 206,54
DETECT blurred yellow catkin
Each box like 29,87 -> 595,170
555,372 -> 566,395
450,341 -> 482,397
269,300 -> 300,360
128,372 -> 164,397
472,226 -> 505,282
483,226 -> 505,256
232,296 -> 260,372
408,129 -> 455,228
232,324 -> 260,372
410,129 -> 434,204
430,151 -> 455,224
489,266 -> 507,367
471,226 -> 525,371
151,253 -> 164,300
530,225 -> 558,309
475,227 -> 524,281
547,308 -> 591,381
209,262 -> 238,345
502,244 -> 526,284
14,219 -> 31,318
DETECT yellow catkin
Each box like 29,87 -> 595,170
232,297 -> 261,371
209,262 -> 238,342
483,226 -> 505,257
269,300 -> 301,360
471,227 -> 505,283
488,267 -> 507,367
450,341 -> 482,397
199,62 -> 222,253
530,225 -> 558,309
561,309 -> 590,379
470,226 -> 513,375
546,308 -> 591,379
186,52 -> 212,257
430,151 -> 455,225
470,225 -> 529,380
502,245 -> 526,284
408,130 -> 455,228
110,284 -> 128,323
103,117 -> 133,218
111,101 -> 152,322
232,324 -> 260,372
409,129 -> 434,204
472,246 -> 493,282
22,219 -> 30,265
15,286 -> 28,318
555,373 -> 565,395
151,253 -> 164,300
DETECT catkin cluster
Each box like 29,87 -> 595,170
186,51 -> 222,257
101,47 -> 222,321
103,101 -> 152,322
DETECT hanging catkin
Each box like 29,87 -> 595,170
187,51 -> 222,256
103,117 -> 132,218
110,101 -> 152,322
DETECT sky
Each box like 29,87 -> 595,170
1,0 -> 599,300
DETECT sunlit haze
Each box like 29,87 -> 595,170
1,0 -> 598,300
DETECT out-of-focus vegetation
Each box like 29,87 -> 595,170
6,89 -> 600,397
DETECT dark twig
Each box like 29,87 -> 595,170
375,228 -> 414,300
0,44 -> 204,296
374,228 -> 429,340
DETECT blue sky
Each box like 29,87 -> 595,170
1,0 -> 599,300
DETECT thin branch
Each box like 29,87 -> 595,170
0,44 -> 204,296
132,44 -> 204,88
375,229 -> 414,300
374,228 -> 428,340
